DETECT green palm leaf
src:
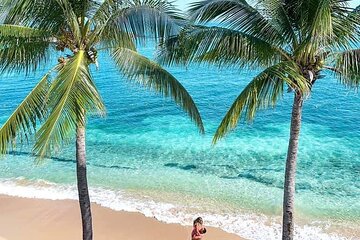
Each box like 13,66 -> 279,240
158,25 -> 287,68
34,50 -> 105,158
0,24 -> 51,37
188,0 -> 285,45
112,47 -> 204,133
255,0 -> 298,46
0,71 -> 50,154
68,0 -> 100,19
0,24 -> 52,73
89,0 -> 133,48
332,48 -> 360,87
294,0 -> 358,60
92,0 -> 124,26
90,1 -> 137,51
4,0 -> 64,32
54,0 -> 82,43
331,3 -> 360,47
95,0 -> 184,46
213,61 -> 310,143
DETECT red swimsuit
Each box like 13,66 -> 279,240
191,227 -> 202,240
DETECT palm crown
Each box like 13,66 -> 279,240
0,0 -> 205,156
158,1 -> 359,239
159,0 -> 360,142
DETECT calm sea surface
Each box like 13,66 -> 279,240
0,46 -> 359,240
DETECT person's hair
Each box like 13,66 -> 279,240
193,217 -> 203,226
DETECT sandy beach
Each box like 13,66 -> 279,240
0,194 -> 245,240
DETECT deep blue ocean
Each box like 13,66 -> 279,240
0,46 -> 359,240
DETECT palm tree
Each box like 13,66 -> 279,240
0,0 -> 204,239
158,0 -> 360,239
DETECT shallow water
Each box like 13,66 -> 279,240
0,46 -> 359,240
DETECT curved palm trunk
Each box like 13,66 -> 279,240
282,92 -> 303,240
76,116 -> 93,240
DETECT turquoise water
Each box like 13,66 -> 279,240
0,46 -> 359,239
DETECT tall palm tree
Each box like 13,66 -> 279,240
158,0 -> 360,239
0,0 -> 204,239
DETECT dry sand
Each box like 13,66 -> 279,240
0,195 -> 245,240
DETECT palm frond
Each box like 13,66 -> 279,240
0,0 -> 12,23
213,61 -> 310,143
355,5 -> 360,13
98,31 -> 137,52
322,1 -> 359,50
89,0 -> 129,47
68,0 -> 101,19
0,71 -> 50,154
256,0 -> 298,46
90,0 -> 137,51
4,0 -> 65,32
331,48 -> 360,88
92,0 -> 123,25
0,24 -> 50,38
308,0 -> 333,38
54,0 -> 81,43
188,0 -> 285,46
0,24 -> 52,73
158,25 -> 287,68
294,0 -> 358,60
112,47 -> 204,133
330,1 -> 360,48
94,0 -> 184,46
4,0 -> 92,34
34,51 -> 105,158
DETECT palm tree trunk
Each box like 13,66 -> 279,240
282,92 -> 303,240
76,115 -> 93,240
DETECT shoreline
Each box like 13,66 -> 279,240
0,179 -> 359,240
0,194 -> 246,240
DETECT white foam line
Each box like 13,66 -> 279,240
0,179 -> 357,240
0,178 -> 78,200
